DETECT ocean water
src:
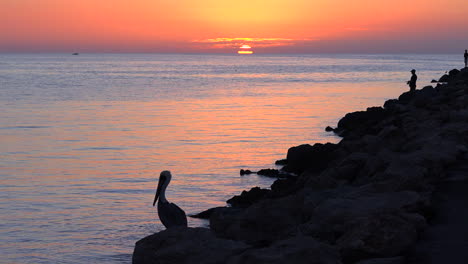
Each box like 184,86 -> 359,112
0,53 -> 460,263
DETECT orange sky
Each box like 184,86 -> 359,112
1,0 -> 467,53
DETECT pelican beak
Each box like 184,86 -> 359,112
153,176 -> 165,206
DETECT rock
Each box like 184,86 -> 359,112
228,236 -> 342,264
310,190 -> 427,223
325,126 -> 334,132
412,86 -> 436,108
132,227 -> 248,264
275,159 -> 288,165
211,195 -> 304,244
370,162 -> 430,192
270,177 -> 298,197
438,74 -> 449,82
257,168 -> 280,177
383,99 -> 399,111
226,187 -> 271,208
354,257 -> 404,264
302,169 -> 339,190
284,143 -> 340,173
448,68 -> 460,81
335,107 -> 390,138
452,68 -> 468,84
316,152 -> 373,183
337,212 -> 418,262
209,207 -> 245,237
240,169 -> 253,175
190,207 -> 227,219
397,91 -> 415,103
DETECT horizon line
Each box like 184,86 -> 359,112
0,51 -> 462,55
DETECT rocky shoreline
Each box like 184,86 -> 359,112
133,67 -> 468,264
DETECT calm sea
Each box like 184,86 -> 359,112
0,53 -> 460,263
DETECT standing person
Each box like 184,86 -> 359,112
407,69 -> 417,92
464,49 -> 468,68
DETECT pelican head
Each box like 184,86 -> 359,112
153,170 -> 171,206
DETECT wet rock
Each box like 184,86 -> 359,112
257,168 -> 280,177
226,187 -> 270,208
240,169 -> 253,175
132,227 -> 248,264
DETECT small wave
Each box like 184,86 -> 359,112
98,189 -> 146,194
75,147 -> 127,151
0,126 -> 51,129
101,253 -> 132,263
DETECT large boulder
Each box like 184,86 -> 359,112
284,143 -> 340,173
447,69 -> 460,84
412,86 -> 437,108
132,227 -> 248,264
226,187 -> 271,208
335,107 -> 389,137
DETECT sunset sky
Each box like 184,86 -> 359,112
1,0 -> 467,53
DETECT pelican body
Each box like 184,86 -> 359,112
153,171 -> 187,228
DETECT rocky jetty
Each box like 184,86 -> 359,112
133,68 -> 468,264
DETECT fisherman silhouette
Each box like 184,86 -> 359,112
464,50 -> 467,68
407,69 -> 417,92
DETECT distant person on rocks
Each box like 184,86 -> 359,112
464,49 -> 467,68
407,69 -> 417,92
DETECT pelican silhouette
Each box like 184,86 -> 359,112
153,171 -> 188,228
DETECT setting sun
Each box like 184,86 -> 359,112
238,44 -> 253,54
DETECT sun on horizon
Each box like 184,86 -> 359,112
238,44 -> 253,55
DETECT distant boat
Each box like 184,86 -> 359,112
72,53 -> 79,55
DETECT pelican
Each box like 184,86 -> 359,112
153,171 -> 188,228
